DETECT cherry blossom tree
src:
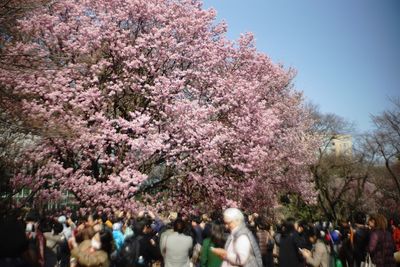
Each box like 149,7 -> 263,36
0,0 -> 53,217
0,0 -> 319,213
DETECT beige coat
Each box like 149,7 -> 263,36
71,240 -> 110,267
305,240 -> 330,267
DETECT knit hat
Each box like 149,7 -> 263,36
112,222 -> 122,231
58,215 -> 67,224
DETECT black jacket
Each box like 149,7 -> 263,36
278,231 -> 305,267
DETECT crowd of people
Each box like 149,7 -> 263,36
0,207 -> 400,267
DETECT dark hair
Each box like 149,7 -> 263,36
354,212 -> 366,225
190,215 -> 201,224
297,220 -> 308,230
134,218 -> 151,234
210,210 -> 223,224
210,223 -> 226,248
255,217 -> 271,231
38,218 -> 51,233
174,218 -> 186,234
275,223 -> 282,233
101,213 -> 108,224
0,219 -> 28,258
25,209 -> 40,222
305,227 -> 325,241
53,221 -> 63,235
70,212 -> 78,223
92,213 -> 101,221
282,218 -> 295,236
99,230 -> 114,255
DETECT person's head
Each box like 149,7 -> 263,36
87,214 -> 94,226
38,218 -> 52,233
339,220 -> 350,237
70,212 -> 78,224
210,210 -> 223,224
25,209 -> 39,223
112,222 -> 123,232
201,214 -> 210,224
93,222 -> 103,233
306,227 -> 325,244
368,214 -> 388,231
92,213 -> 102,224
99,229 -> 113,255
58,215 -> 67,225
190,215 -> 201,227
254,216 -> 271,231
295,220 -> 307,234
167,212 -> 178,223
173,218 -> 186,234
101,213 -> 108,224
134,218 -> 152,235
210,223 -> 226,248
223,208 -> 245,232
75,226 -> 95,243
282,218 -> 295,236
354,211 -> 366,225
53,221 -> 63,235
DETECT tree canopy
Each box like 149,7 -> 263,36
0,0 -> 319,213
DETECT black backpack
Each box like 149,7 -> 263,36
115,235 -> 145,267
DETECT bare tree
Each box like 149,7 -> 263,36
365,98 -> 400,198
308,105 -> 375,221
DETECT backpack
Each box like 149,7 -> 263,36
115,235 -> 144,267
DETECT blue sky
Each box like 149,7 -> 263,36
202,0 -> 400,132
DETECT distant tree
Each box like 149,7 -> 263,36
308,106 -> 375,221
364,98 -> 400,202
0,0 -> 318,212
279,192 -> 322,222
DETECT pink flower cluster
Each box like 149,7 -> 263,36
1,0 -> 319,212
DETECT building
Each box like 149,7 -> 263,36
325,134 -> 352,157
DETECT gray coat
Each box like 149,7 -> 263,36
161,231 -> 193,267
224,225 -> 263,267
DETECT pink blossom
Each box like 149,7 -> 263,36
1,0 -> 319,213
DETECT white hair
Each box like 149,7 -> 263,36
223,208 -> 245,225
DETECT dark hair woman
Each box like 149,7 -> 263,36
300,227 -> 330,267
278,218 -> 304,267
367,214 -> 396,267
200,223 -> 226,267
255,217 -> 274,267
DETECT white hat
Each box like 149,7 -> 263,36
113,222 -> 122,231
58,215 -> 66,224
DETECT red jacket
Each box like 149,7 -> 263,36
393,226 -> 400,252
